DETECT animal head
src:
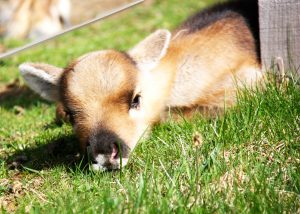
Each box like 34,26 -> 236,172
19,29 -> 172,171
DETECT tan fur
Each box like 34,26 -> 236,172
167,16 -> 260,109
130,17 -> 261,127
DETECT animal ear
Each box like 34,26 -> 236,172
19,63 -> 64,102
129,29 -> 171,72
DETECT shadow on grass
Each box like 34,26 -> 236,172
0,80 -> 47,109
6,134 -> 89,172
1,81 -> 92,173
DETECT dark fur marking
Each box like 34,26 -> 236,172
117,89 -> 135,110
59,64 -> 74,108
121,51 -> 136,66
179,0 -> 260,62
89,128 -> 130,158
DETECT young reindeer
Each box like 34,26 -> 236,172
19,0 -> 262,171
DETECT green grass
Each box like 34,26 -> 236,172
0,0 -> 300,213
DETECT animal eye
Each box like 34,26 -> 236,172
130,94 -> 141,110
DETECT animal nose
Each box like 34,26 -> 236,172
87,130 -> 130,171
90,143 -> 129,171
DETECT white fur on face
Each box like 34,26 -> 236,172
92,154 -> 107,171
129,100 -> 145,120
88,145 -> 129,171
115,158 -> 129,169
91,154 -> 129,171
128,96 -> 151,150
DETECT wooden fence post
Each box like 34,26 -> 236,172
259,0 -> 300,71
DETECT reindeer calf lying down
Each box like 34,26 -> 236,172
19,0 -> 262,171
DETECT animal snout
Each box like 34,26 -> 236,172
87,130 -> 130,171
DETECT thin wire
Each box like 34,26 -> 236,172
0,0 -> 144,59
